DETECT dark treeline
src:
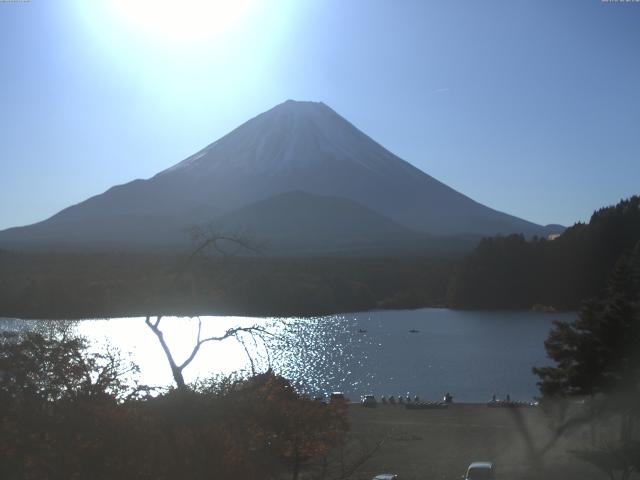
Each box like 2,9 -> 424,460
448,196 -> 640,310
3,197 -> 637,318
0,251 -> 454,319
531,239 -> 640,476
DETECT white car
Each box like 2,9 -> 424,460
372,475 -> 399,480
464,462 -> 496,480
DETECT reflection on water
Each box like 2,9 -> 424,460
1,309 -> 575,402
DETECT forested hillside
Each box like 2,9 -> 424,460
447,196 -> 640,310
0,252 -> 452,319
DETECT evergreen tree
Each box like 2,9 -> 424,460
448,196 -> 640,310
533,241 -> 640,399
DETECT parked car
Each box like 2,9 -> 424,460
372,474 -> 399,480
463,462 -> 496,480
330,392 -> 346,403
361,394 -> 377,407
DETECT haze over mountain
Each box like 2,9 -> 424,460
0,100 -> 561,254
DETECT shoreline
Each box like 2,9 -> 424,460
1,304 -> 576,322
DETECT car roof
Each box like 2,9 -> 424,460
373,475 -> 397,480
468,462 -> 494,469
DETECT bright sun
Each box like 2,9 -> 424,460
73,0 -> 292,103
110,0 -> 256,45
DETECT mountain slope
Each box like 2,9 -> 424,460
0,100 -> 561,253
211,191 -> 426,254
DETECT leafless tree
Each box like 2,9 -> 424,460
145,315 -> 270,391
145,227 -> 268,391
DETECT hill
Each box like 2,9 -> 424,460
211,191 -> 428,255
447,196 -> 640,309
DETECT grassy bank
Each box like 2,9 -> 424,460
347,403 -> 599,480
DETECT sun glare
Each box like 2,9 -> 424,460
72,0 -> 294,104
110,0 -> 255,44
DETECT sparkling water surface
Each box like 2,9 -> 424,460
1,308 -> 575,402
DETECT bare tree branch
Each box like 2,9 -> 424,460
237,333 -> 256,376
170,225 -> 264,288
145,315 -> 188,390
145,313 -> 274,391
144,228 -> 270,391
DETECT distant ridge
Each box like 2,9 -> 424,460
0,100 -> 563,254
211,191 -> 425,255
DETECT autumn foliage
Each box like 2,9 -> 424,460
0,332 -> 349,479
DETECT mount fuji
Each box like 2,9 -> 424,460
0,100 -> 561,254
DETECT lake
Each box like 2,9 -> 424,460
0,308 -> 575,402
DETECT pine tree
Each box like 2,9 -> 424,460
533,241 -> 640,399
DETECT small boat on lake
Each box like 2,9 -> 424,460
409,329 -> 419,333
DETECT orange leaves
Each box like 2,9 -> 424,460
1,336 -> 349,480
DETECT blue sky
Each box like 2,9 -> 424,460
1,0 -> 639,230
